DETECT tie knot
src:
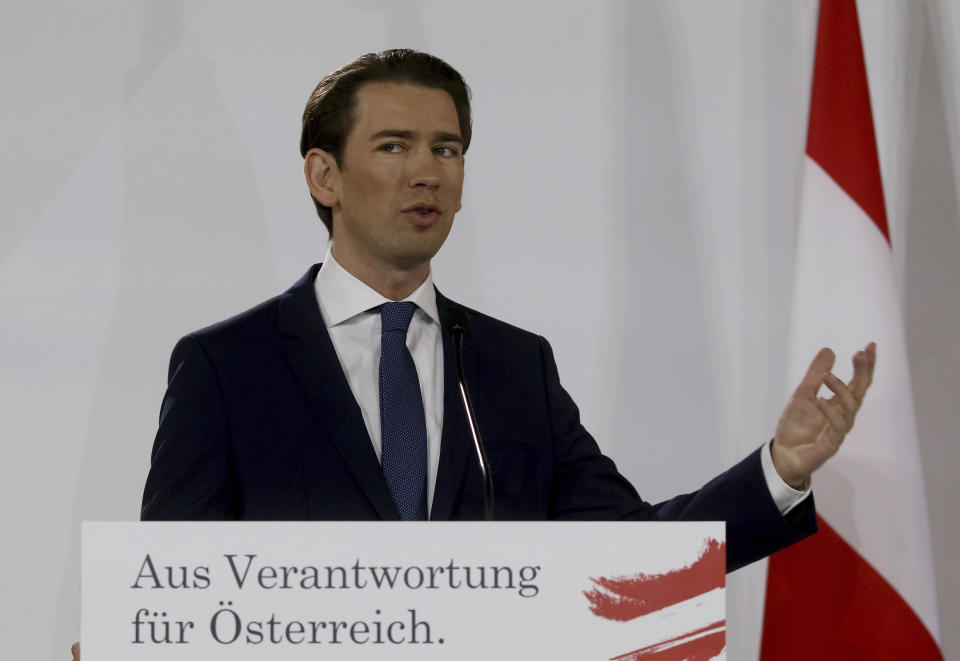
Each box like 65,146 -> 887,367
380,301 -> 417,333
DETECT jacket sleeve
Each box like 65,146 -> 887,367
539,336 -> 816,571
140,334 -> 238,520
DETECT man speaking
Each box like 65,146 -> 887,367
139,49 -> 875,571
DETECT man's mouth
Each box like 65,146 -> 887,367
403,203 -> 442,225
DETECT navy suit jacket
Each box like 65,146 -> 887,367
142,265 -> 815,571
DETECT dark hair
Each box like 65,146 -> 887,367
300,49 -> 472,234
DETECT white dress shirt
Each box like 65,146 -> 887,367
314,245 -> 444,515
313,244 -> 810,517
763,439 -> 812,514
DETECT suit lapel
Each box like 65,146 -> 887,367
430,291 -> 479,520
277,265 -> 400,520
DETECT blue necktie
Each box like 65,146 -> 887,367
379,301 -> 428,520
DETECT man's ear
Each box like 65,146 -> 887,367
304,148 -> 340,209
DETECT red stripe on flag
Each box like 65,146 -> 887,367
806,0 -> 890,242
762,516 -> 941,659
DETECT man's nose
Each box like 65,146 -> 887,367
407,147 -> 441,189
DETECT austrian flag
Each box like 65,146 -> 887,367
761,1 -> 941,658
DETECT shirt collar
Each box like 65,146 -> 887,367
314,243 -> 440,327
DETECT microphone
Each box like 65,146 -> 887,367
442,306 -> 495,521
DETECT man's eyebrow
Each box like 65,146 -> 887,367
369,129 -> 463,144
433,131 -> 464,144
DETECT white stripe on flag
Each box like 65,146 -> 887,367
787,156 -> 939,639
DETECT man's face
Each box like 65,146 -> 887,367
324,82 -> 464,278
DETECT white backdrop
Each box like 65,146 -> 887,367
2,1 -> 958,659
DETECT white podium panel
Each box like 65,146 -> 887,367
82,521 -> 725,659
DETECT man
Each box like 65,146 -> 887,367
74,47 -> 875,661
140,49 -> 875,570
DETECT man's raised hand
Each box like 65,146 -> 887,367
772,343 -> 877,489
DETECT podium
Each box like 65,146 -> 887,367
82,521 -> 726,659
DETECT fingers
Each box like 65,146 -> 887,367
815,397 -> 845,450
818,342 -> 876,434
823,373 -> 858,425
796,347 -> 836,397
798,343 -> 876,402
777,343 -> 877,480
848,342 -> 876,403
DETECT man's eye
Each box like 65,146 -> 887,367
379,143 -> 404,153
434,146 -> 459,157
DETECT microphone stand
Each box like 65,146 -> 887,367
444,308 -> 495,521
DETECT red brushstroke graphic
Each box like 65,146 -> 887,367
611,620 -> 726,661
584,538 -> 726,660
584,538 -> 725,621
